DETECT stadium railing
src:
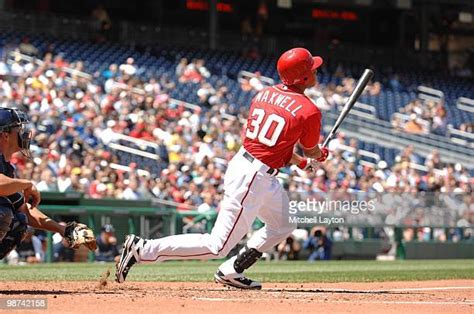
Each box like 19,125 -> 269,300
417,85 -> 444,103
237,70 -> 275,87
456,97 -> 474,114
349,102 -> 377,120
7,50 -> 93,81
38,192 -> 175,262
447,125 -> 474,148
324,112 -> 474,169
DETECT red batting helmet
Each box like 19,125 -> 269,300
277,48 -> 323,86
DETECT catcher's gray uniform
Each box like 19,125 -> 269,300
0,153 -> 28,259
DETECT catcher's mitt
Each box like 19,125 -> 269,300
64,221 -> 97,251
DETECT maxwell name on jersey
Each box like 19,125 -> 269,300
254,88 -> 303,117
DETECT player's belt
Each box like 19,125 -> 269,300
242,151 -> 279,176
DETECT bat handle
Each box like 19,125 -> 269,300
322,132 -> 333,149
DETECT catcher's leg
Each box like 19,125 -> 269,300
0,211 -> 28,260
0,206 -> 13,242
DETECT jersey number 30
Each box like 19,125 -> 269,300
246,108 -> 285,147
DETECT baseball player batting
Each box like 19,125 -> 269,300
116,47 -> 329,289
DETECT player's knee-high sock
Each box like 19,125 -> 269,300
219,245 -> 262,275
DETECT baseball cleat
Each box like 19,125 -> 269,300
115,234 -> 144,283
214,270 -> 262,290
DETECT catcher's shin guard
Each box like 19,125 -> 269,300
233,245 -> 262,273
0,212 -> 28,259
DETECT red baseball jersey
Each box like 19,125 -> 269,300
243,84 -> 322,169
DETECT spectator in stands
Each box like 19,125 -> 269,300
129,120 -> 154,140
404,113 -> 425,134
36,169 -> 58,191
367,80 -> 382,96
341,138 -> 360,163
208,86 -> 228,106
95,224 -> 120,263
180,59 -> 204,83
240,77 -> 253,92
175,58 -> 188,78
249,71 -> 264,91
303,228 -> 332,261
306,86 -> 332,111
328,132 -> 346,152
431,103 -> 447,135
391,115 -> 403,131
197,82 -> 215,108
332,228 -> 344,241
401,100 -> 423,117
425,149 -> 444,169
338,77 -> 355,95
102,63 -> 118,80
18,37 -> 38,56
56,168 -> 73,192
197,192 -> 216,213
459,122 -> 474,133
122,177 -> 142,200
396,145 -> 421,165
276,235 -> 301,260
119,57 -> 137,76
196,59 -> 210,79
53,53 -> 68,69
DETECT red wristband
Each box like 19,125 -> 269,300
298,159 -> 308,169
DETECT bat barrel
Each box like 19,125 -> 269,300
321,69 -> 374,148
346,69 -> 374,109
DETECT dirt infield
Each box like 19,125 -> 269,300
1,280 -> 473,313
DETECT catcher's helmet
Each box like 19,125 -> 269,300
0,107 -> 33,158
277,48 -> 323,86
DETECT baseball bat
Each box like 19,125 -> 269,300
322,68 -> 374,148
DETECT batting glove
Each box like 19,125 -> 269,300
297,158 -> 318,173
316,146 -> 329,162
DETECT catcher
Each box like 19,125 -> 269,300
0,107 -> 96,260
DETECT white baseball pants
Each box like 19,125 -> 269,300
139,147 -> 296,273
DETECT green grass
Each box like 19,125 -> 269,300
1,260 -> 473,283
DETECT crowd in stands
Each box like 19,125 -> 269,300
0,42 -> 471,228
391,98 -> 448,135
0,39 -> 470,266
